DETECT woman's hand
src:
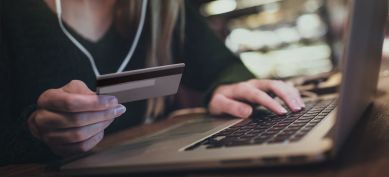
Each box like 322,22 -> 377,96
209,79 -> 305,118
28,80 -> 126,157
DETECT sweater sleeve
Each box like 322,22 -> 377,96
0,9 -> 58,165
180,1 -> 255,105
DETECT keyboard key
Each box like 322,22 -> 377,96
252,136 -> 271,143
251,129 -> 266,134
268,137 -> 287,143
311,119 -> 321,123
281,129 -> 298,135
295,119 -> 311,123
274,123 -> 291,127
290,123 -> 306,127
300,127 -> 313,133
242,133 -> 258,138
305,124 -> 317,128
269,126 -> 285,131
262,131 -> 278,137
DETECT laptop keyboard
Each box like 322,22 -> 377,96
185,99 -> 336,151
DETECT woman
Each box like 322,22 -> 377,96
0,0 -> 304,165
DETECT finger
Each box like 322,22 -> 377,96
268,82 -> 303,112
43,120 -> 113,144
38,89 -> 118,112
209,94 -> 253,118
63,80 -> 95,95
49,131 -> 104,157
250,80 -> 302,112
286,84 -> 305,108
284,81 -> 305,108
28,111 -> 43,140
225,83 -> 288,115
34,105 -> 126,129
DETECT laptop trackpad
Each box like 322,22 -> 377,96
139,118 -> 229,142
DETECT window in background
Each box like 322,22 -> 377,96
197,0 -> 345,79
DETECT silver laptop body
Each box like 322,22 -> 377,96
60,0 -> 387,175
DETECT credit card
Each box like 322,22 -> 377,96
96,63 -> 185,103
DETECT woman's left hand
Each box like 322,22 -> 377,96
208,79 -> 305,118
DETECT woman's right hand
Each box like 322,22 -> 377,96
27,80 -> 126,157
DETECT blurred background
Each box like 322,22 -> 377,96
190,0 -> 389,80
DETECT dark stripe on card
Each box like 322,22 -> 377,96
97,67 -> 184,87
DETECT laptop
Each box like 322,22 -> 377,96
60,0 -> 388,175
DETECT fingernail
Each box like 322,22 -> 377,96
114,105 -> 126,116
240,107 -> 252,117
279,107 -> 288,114
297,99 -> 305,108
292,99 -> 302,111
99,96 -> 118,106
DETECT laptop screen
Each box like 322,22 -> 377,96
331,0 -> 387,151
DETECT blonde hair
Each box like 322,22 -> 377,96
115,0 -> 185,121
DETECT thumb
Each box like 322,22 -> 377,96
62,80 -> 95,95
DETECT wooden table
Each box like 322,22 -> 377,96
2,75 -> 389,177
